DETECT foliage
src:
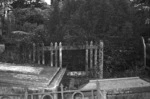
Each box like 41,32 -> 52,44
10,4 -> 51,43
11,0 -> 47,8
47,0 -> 136,43
131,0 -> 150,36
13,7 -> 50,26
0,0 -> 51,63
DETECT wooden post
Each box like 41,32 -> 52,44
102,90 -> 107,99
91,90 -> 94,99
141,37 -> 146,68
59,42 -> 62,68
94,47 -> 98,77
37,43 -> 40,64
85,41 -> 89,74
99,41 -> 104,79
28,44 -> 32,62
33,43 -> 36,63
42,43 -> 45,65
50,42 -> 53,67
31,94 -> 33,99
53,88 -> 58,99
55,42 -> 58,67
94,47 -> 98,68
22,45 -> 25,62
96,81 -> 101,99
24,89 -> 28,99
97,82 -> 107,99
90,41 -> 93,69
20,95 -> 23,99
60,84 -> 64,99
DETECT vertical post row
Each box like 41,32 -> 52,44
59,42 -> 62,68
50,42 -> 53,67
90,41 -> 93,69
42,43 -> 45,65
85,41 -> 89,74
33,43 -> 36,63
99,41 -> 104,79
37,43 -> 40,64
55,42 -> 58,67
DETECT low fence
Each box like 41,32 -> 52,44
0,84 -> 98,99
1,81 -> 150,99
24,41 -> 104,78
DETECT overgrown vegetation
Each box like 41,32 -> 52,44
0,0 -> 150,78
